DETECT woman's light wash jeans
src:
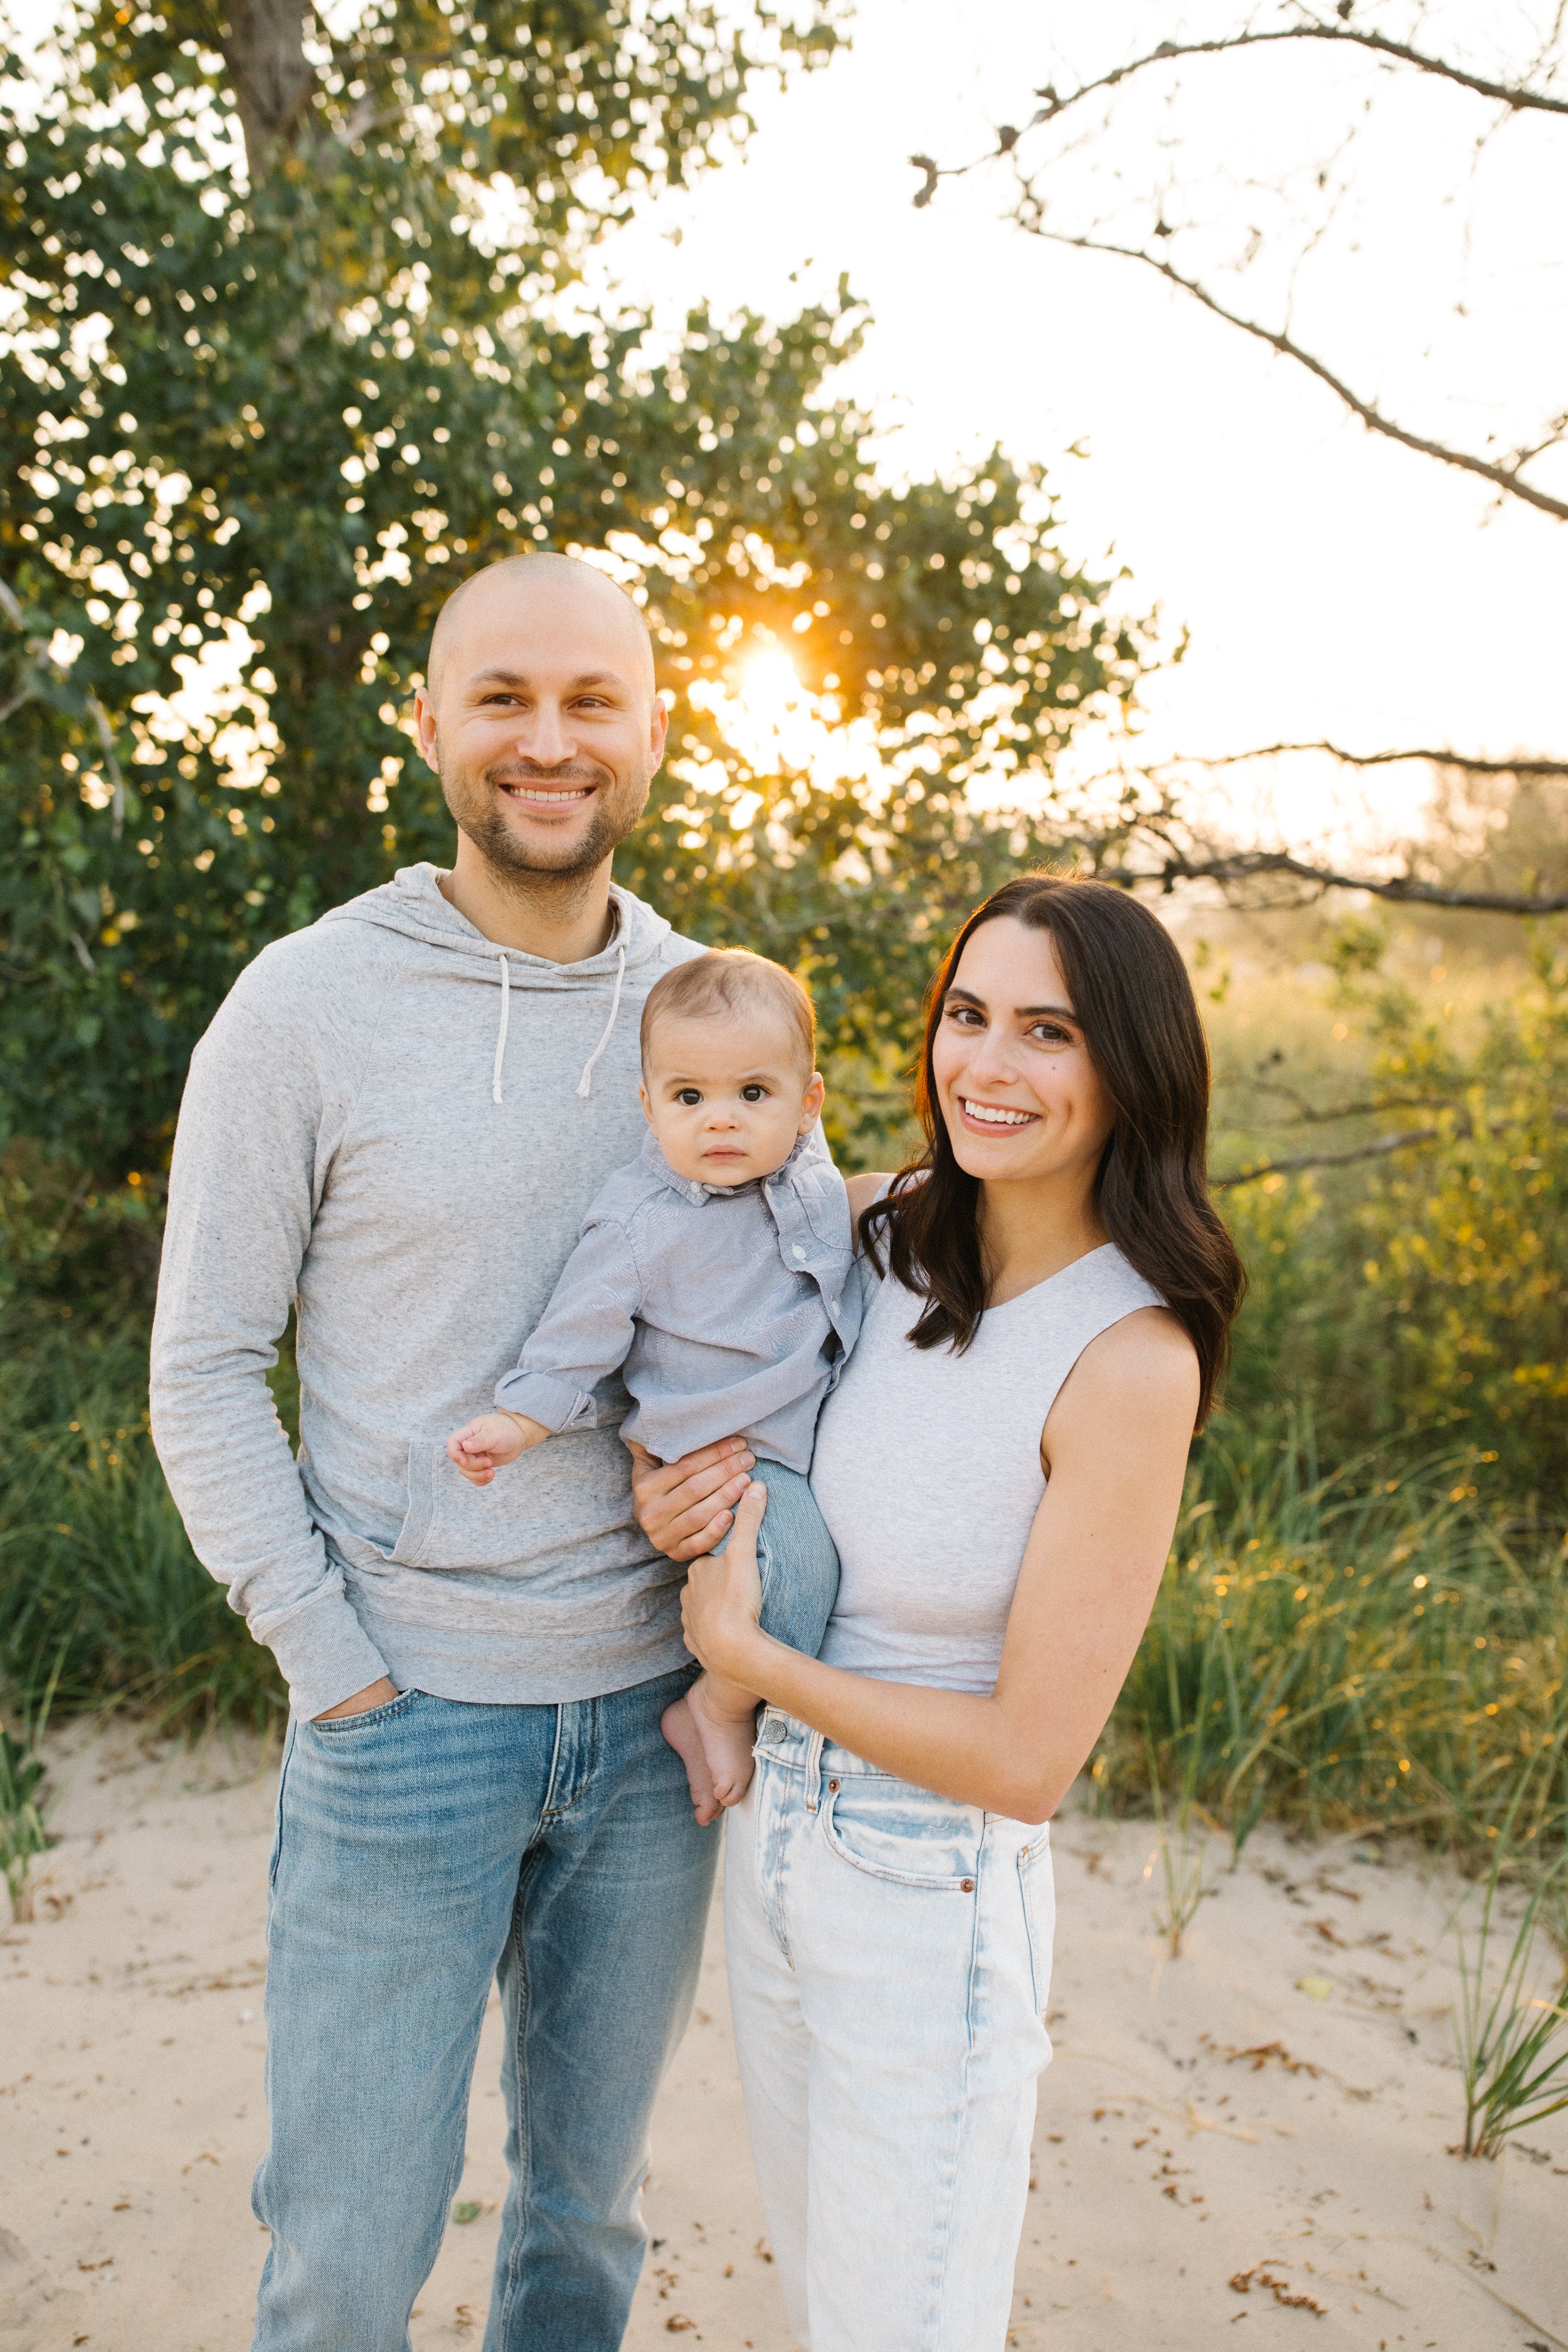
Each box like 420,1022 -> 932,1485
725,1708 -> 1054,2352
718,1460 -> 839,1659
253,1668 -> 716,2352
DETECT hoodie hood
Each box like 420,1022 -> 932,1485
321,862 -> 671,1101
324,862 -> 674,982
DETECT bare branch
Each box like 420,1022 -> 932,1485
1241,1086 -> 1456,1126
916,21 -> 1568,196
1213,1125 -> 1444,1188
1197,740 -> 1568,781
1009,225 -> 1568,523
1099,845 -> 1568,916
85,690 -> 127,839
1020,26 -> 1568,139
1214,1099 -> 1568,1189
0,677 -> 38,728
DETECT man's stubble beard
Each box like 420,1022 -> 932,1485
443,753 -> 651,899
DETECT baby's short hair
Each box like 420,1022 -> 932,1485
641,950 -> 817,1076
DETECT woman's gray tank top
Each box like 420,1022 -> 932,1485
810,1241 -> 1165,1695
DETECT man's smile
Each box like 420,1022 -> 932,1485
497,780 -> 595,807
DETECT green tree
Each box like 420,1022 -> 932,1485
1,1 -> 1153,1226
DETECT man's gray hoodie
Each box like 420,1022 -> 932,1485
149,864 -> 705,1722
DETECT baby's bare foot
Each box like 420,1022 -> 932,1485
686,1673 -> 759,1811
660,1696 -> 723,1827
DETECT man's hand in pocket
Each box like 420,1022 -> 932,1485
314,1677 -> 399,1722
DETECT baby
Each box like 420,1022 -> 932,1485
449,949 -> 859,1820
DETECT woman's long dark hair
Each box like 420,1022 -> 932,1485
861,874 -> 1246,1428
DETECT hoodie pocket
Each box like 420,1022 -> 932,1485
390,1440 -> 546,1572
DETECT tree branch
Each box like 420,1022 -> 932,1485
1241,1086 -> 1455,1126
85,690 -> 127,838
1019,24 -> 1568,144
916,21 -> 1568,198
1008,226 -> 1568,523
1099,845 -> 1568,916
1212,1125 -> 1444,1188
1198,740 -> 1568,781
1214,1099 -> 1568,1189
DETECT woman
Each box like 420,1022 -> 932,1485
650,874 -> 1244,2352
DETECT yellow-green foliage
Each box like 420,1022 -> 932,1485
1210,927 -> 1568,1502
1099,1436 -> 1567,1856
1355,944 -> 1568,1495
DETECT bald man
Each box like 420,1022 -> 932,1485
151,556 -> 757,2351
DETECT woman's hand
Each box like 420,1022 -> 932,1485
680,1481 -> 770,1683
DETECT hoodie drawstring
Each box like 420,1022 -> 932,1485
491,953 -> 511,1106
492,935 -> 628,1106
577,938 -> 627,1099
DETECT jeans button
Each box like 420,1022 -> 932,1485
759,1715 -> 785,1744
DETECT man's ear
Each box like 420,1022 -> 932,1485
798,1071 -> 825,1131
414,686 -> 440,776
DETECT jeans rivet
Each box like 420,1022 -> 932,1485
827,1777 -> 839,1793
961,1877 -> 975,1892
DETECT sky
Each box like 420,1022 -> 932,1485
582,0 -> 1567,861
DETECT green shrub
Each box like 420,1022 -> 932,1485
0,1300 -> 283,1737
1098,1426 -> 1567,1860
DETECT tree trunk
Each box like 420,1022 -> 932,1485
221,0 -> 318,177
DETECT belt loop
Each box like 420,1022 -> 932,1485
803,1729 -> 825,1813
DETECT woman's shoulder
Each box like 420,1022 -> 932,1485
1066,1241 -> 1167,1313
843,1168 -> 894,1222
1057,1294 -> 1200,1421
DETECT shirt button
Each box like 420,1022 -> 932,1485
793,1244 -> 807,1259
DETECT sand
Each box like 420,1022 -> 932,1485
4,1722 -> 1565,2352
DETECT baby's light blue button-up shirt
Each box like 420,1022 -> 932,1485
495,1126 -> 861,1474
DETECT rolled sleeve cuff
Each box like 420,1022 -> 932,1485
494,1367 -> 599,1434
267,1584 -> 391,1724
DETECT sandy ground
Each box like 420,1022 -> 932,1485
4,1723 -> 1566,2352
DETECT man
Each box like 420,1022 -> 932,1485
151,554 -> 756,2351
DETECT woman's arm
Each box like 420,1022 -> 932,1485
679,1306 -> 1199,1820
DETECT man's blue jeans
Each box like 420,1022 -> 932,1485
253,1665 -> 718,2352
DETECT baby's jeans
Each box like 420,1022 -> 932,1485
715,1461 -> 839,1661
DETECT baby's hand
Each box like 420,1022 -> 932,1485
447,1411 -> 548,1486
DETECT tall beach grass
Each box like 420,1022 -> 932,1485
3,1301 -> 1562,1874
0,1299 -> 285,1739
1099,1425 -> 1567,1863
